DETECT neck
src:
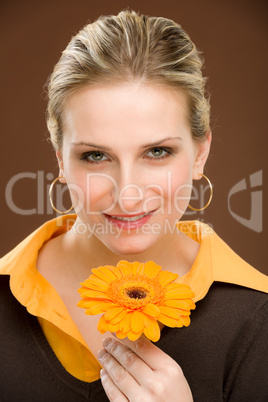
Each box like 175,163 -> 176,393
61,220 -> 200,281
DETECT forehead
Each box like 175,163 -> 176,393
62,83 -> 191,144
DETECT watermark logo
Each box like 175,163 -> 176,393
64,217 -> 214,239
228,170 -> 263,233
5,172 -> 55,215
4,170 -> 263,233
4,170 -> 201,217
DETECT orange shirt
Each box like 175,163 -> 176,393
1,214 -> 268,382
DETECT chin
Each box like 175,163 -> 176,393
102,237 -> 155,258
108,244 -> 148,257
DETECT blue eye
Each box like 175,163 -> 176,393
81,151 -> 108,163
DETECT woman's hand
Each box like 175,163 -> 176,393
97,336 -> 193,402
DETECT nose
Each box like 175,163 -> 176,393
118,182 -> 144,212
113,167 -> 145,213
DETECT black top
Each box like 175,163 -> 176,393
0,275 -> 267,401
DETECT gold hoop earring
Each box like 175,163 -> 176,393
188,174 -> 213,211
49,176 -> 74,214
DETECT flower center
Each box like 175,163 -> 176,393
126,287 -> 147,300
106,274 -> 165,310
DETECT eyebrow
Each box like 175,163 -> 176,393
71,136 -> 182,151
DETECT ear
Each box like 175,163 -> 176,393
56,150 -> 67,183
192,129 -> 212,180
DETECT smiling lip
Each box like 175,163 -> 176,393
104,210 -> 156,230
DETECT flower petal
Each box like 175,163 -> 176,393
104,307 -> 124,321
159,306 -> 181,319
109,309 -> 128,325
97,315 -> 108,333
143,261 -> 162,278
181,315 -> 191,326
160,305 -> 192,316
127,330 -> 143,341
137,263 -> 145,274
130,261 -> 143,275
165,283 -> 195,296
144,319 -> 160,342
85,302 -> 117,315
115,330 -> 127,339
77,299 -> 94,308
85,306 -> 103,315
158,271 -> 179,287
158,314 -> 183,327
98,266 -> 121,281
162,299 -> 194,310
175,309 -> 191,316
107,323 -> 120,333
142,303 -> 160,318
77,299 -> 115,309
119,313 -> 132,333
81,278 -> 109,291
78,260 -> 195,341
131,311 -> 145,333
183,299 -> 196,309
117,261 -> 133,275
78,286 -> 92,297
164,289 -> 195,299
91,267 -> 116,283
142,313 -> 152,328
81,290 -> 111,300
166,283 -> 193,291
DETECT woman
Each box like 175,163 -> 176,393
0,10 -> 267,401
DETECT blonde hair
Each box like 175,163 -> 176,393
46,10 -> 210,150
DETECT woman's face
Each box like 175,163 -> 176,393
57,83 -> 210,255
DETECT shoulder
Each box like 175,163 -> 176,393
0,274 -> 11,294
0,274 -> 25,325
161,282 -> 268,350
158,282 -> 268,400
201,222 -> 268,294
195,282 -> 268,352
185,282 -> 268,354
203,283 -> 268,401
35,233 -> 65,283
201,282 -> 268,319
190,283 -> 268,378
0,215 -> 76,275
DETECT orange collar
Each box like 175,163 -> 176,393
0,215 -> 267,343
176,220 -> 268,300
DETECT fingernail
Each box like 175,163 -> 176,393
97,349 -> 106,360
103,338 -> 112,348
100,368 -> 107,377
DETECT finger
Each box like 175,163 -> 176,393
100,368 -> 128,402
102,337 -> 152,385
115,334 -> 176,371
98,348 -> 140,400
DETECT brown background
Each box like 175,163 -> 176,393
1,0 -> 267,275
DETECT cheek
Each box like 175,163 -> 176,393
142,163 -> 193,214
172,182 -> 192,214
172,162 -> 193,212
68,172 -> 117,212
170,177 -> 192,215
171,164 -> 193,193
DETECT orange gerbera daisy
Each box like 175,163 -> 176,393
77,260 -> 195,342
